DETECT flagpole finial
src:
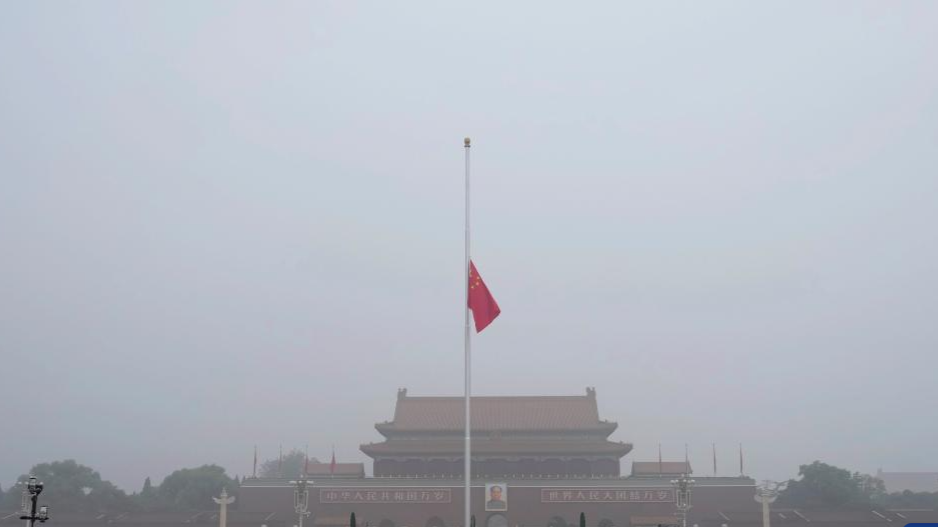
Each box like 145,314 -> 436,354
464,137 -> 471,147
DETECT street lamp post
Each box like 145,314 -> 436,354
19,476 -> 50,527
754,480 -> 786,527
291,478 -> 313,527
670,474 -> 695,527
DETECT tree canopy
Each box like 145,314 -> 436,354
258,449 -> 317,479
156,465 -> 239,511
1,460 -> 245,513
1,460 -> 132,512
141,477 -> 154,497
881,489 -> 938,509
779,461 -> 885,509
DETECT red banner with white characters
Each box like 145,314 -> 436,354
320,488 -> 451,504
541,488 -> 673,503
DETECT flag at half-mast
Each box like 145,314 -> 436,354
468,260 -> 500,332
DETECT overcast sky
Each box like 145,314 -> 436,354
2,2 -> 937,493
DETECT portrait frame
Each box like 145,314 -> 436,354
485,483 -> 508,512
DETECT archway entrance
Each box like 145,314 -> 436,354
486,514 -> 507,527
547,516 -> 567,527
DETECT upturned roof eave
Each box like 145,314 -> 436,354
375,421 -> 618,435
360,441 -> 634,458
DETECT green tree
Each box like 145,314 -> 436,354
350,512 -> 357,527
780,461 -> 883,509
1,460 -> 132,512
878,490 -> 938,509
141,477 -> 154,497
0,482 -> 15,510
579,512 -> 585,527
853,472 -> 887,503
157,465 -> 238,511
258,449 -> 316,479
130,476 -> 162,512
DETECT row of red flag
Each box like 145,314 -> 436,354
301,449 -> 337,475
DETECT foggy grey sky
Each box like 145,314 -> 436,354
2,2 -> 937,492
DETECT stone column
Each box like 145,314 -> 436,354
213,488 -> 235,527
753,481 -> 785,527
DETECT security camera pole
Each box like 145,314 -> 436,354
19,476 -> 50,527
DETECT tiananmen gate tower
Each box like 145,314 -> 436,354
239,388 -> 757,527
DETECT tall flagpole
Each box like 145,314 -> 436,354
463,137 -> 472,527
739,443 -> 744,476
712,443 -> 717,476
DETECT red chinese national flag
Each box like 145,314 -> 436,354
468,260 -> 500,332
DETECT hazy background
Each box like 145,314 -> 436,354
2,1 -> 937,492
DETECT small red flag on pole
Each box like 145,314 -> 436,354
330,446 -> 336,475
468,261 -> 500,332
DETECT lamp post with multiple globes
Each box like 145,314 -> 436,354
670,474 -> 695,527
19,476 -> 50,527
